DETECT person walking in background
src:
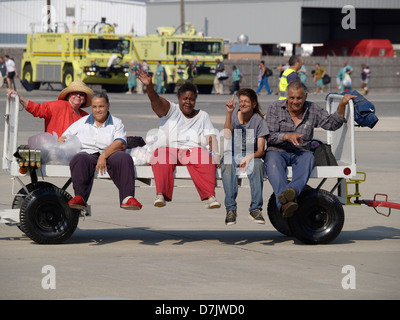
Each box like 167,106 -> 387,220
313,63 -> 326,95
230,65 -> 242,94
4,55 -> 17,91
126,60 -> 138,94
155,61 -> 165,93
136,60 -> 150,94
341,67 -> 353,93
256,61 -> 271,95
299,63 -> 307,86
275,63 -> 285,95
0,57 -> 6,88
361,64 -> 371,95
183,59 -> 194,83
278,55 -> 302,100
336,60 -> 353,94
214,59 -> 225,94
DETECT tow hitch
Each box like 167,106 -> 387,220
355,194 -> 400,217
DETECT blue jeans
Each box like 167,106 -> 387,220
264,150 -> 315,210
221,157 -> 265,212
256,77 -> 271,94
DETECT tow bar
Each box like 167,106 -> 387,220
355,194 -> 400,217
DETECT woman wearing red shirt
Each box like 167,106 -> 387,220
8,81 -> 94,137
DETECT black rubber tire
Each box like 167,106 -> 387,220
267,193 -> 292,237
164,83 -> 175,94
62,66 -> 74,88
19,186 -> 79,244
12,182 -> 57,233
12,182 -> 57,210
22,64 -> 41,89
197,84 -> 213,94
287,189 -> 345,244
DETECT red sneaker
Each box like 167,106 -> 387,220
120,197 -> 142,210
68,195 -> 87,210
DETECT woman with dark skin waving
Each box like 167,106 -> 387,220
137,68 -> 221,209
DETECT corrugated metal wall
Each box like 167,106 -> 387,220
0,0 -> 146,45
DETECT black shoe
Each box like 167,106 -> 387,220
281,201 -> 298,218
249,209 -> 265,224
225,210 -> 237,225
278,187 -> 297,204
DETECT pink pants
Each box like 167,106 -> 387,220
150,147 -> 216,201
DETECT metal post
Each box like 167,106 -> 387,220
47,0 -> 51,32
180,0 -> 185,33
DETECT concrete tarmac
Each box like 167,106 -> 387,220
0,87 -> 399,301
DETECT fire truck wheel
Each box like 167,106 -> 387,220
164,83 -> 175,94
19,186 -> 79,244
22,64 -> 40,89
267,193 -> 292,237
197,85 -> 213,94
287,189 -> 344,244
62,67 -> 74,88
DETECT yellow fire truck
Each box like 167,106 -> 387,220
21,19 -> 134,91
133,23 -> 224,93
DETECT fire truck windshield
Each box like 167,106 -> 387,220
181,41 -> 222,55
88,39 -> 130,54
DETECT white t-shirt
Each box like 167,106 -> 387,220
157,101 -> 217,149
5,59 -> 15,73
62,113 -> 127,154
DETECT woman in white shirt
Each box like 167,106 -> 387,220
60,91 -> 142,211
4,55 -> 17,91
137,69 -> 221,209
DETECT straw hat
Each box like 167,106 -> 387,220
58,81 -> 94,108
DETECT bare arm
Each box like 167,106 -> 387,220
224,94 -> 236,139
96,140 -> 126,175
239,136 -> 266,172
8,90 -> 29,108
208,134 -> 221,168
137,68 -> 170,117
337,94 -> 357,118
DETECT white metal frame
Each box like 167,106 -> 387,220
1,94 -> 356,224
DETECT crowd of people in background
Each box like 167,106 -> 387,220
1,53 -> 371,97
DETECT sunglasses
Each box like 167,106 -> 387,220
70,92 -> 86,97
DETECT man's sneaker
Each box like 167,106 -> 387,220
225,210 -> 237,226
281,201 -> 298,218
154,194 -> 166,207
68,195 -> 87,210
120,197 -> 142,210
204,196 -> 221,209
278,187 -> 297,204
248,209 -> 265,224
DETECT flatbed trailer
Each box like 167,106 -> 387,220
1,94 -> 365,244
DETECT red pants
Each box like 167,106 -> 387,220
150,147 -> 216,201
